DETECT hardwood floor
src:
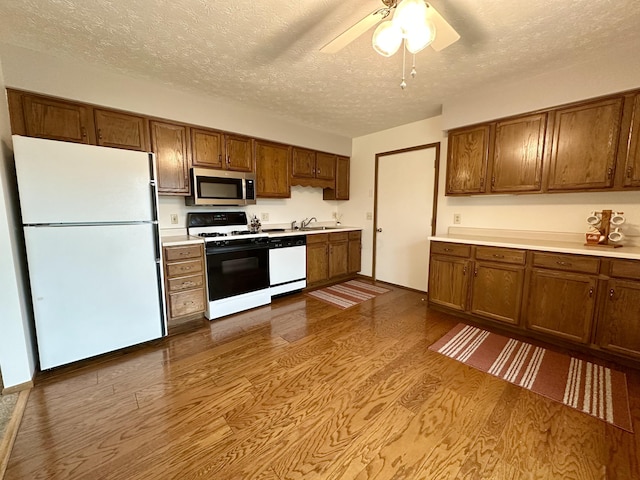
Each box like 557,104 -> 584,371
5,285 -> 640,479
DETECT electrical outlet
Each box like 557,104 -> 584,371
261,212 -> 269,221
170,214 -> 179,225
366,212 -> 373,220
453,213 -> 461,224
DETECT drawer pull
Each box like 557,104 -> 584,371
492,254 -> 505,258
179,252 -> 190,256
556,261 -> 572,267
443,248 -> 453,252
180,266 -> 193,271
183,301 -> 195,306
182,282 -> 196,287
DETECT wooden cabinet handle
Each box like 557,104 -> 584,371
81,127 -> 87,138
607,167 -> 614,179
97,128 -> 103,140
443,248 -> 452,252
183,301 -> 195,306
180,266 -> 193,271
492,254 -> 504,258
227,156 -> 231,164
556,261 -> 572,267
588,287 -> 594,297
218,154 -> 222,164
179,251 -> 190,256
609,288 -> 615,300
628,166 -> 634,178
474,267 -> 478,277
491,177 -> 496,187
182,281 -> 196,287
463,266 -> 467,275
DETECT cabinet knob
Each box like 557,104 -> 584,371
628,166 -> 634,178
556,261 -> 572,267
97,129 -> 103,140
607,167 -> 614,179
609,288 -> 615,300
588,287 -> 594,297
81,127 -> 87,138
492,254 -> 504,258
480,177 -> 485,188
463,266 -> 467,275
474,268 -> 478,277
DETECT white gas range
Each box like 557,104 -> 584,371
187,212 -> 271,320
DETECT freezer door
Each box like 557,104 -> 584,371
13,135 -> 156,224
24,223 -> 164,369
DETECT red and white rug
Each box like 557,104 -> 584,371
429,323 -> 633,432
307,280 -> 390,309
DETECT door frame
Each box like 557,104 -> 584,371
372,142 -> 440,283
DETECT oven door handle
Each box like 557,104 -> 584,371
206,243 -> 269,255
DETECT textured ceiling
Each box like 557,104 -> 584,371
1,0 -> 639,137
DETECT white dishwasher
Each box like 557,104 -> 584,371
269,235 -> 307,296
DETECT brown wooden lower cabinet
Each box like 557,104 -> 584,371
523,268 -> 597,344
163,243 -> 206,321
428,240 -> 640,365
306,230 -> 362,288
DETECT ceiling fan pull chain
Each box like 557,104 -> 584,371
400,39 -> 407,89
411,53 -> 417,78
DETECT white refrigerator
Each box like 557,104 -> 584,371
13,135 -> 166,369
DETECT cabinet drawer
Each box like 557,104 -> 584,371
167,274 -> 204,292
348,230 -> 362,240
431,242 -> 471,258
166,259 -> 203,277
329,232 -> 348,242
610,259 -> 640,280
169,289 -> 205,318
307,233 -> 329,244
164,244 -> 203,261
475,246 -> 526,265
532,252 -> 600,274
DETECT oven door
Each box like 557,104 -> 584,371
206,242 -> 269,301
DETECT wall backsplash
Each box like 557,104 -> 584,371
158,185 -> 339,231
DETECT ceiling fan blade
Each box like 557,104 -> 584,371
320,8 -> 385,54
426,2 -> 460,52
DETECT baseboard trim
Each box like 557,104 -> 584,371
0,388 -> 30,479
2,380 -> 34,396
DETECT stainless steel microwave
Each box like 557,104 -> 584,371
185,168 -> 257,206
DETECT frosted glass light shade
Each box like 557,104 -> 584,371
372,21 -> 403,57
393,0 -> 428,35
405,19 -> 436,53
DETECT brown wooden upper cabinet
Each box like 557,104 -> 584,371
190,127 -> 224,169
491,113 -> 546,193
255,140 -> 291,198
323,156 -> 350,200
224,134 -> 254,172
446,125 -> 490,194
150,120 -> 190,195
624,94 -> 640,188
94,109 -> 149,151
547,97 -> 623,191
16,92 -> 95,144
291,147 -> 335,188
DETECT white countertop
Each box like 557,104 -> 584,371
429,228 -> 640,260
161,235 -> 204,247
264,226 -> 362,238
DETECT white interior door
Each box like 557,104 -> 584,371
375,147 -> 437,291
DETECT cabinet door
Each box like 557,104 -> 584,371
470,263 -> 524,325
547,98 -> 623,190
316,153 -> 336,181
597,279 -> 640,359
292,147 -> 316,179
348,232 -> 362,274
255,141 -> 291,198
22,94 -> 94,144
336,156 -> 350,200
428,256 -> 470,311
191,128 -> 223,168
307,240 -> 329,285
150,121 -> 190,195
225,134 -> 254,172
446,125 -> 490,194
329,239 -> 349,278
94,109 -> 149,151
491,113 -> 546,192
623,94 -> 640,187
524,269 -> 597,343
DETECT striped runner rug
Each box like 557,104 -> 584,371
429,323 -> 633,432
306,280 -> 390,309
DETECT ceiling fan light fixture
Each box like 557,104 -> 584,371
393,0 -> 428,35
372,20 -> 403,57
405,18 -> 436,53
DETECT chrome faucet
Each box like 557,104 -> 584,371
291,220 -> 298,230
301,217 -> 317,229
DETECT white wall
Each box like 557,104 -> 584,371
0,57 -> 36,389
439,43 -> 640,246
347,117 -> 447,276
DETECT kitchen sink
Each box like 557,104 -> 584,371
301,226 -> 337,231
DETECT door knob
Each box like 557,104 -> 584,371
376,228 -> 382,232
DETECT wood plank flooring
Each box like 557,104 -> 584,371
5,285 -> 640,479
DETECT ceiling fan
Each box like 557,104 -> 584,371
320,0 -> 460,54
